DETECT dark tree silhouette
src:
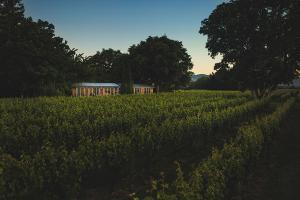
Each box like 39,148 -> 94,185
0,0 -> 85,97
129,36 -> 193,91
200,0 -> 300,98
85,49 -> 123,82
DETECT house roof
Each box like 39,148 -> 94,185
73,82 -> 155,88
133,84 -> 155,88
73,83 -> 120,88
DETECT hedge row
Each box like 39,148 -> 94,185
144,95 -> 297,200
0,92 -> 265,200
0,92 -> 249,157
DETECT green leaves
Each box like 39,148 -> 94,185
0,0 -> 85,97
200,0 -> 300,97
0,90 -> 282,199
146,92 -> 297,200
129,36 -> 193,91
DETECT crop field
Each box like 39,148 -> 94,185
0,90 -> 299,200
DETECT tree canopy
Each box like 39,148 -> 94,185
0,1 -> 194,97
200,0 -> 300,98
129,36 -> 193,91
85,36 -> 195,93
0,0 -> 85,97
84,49 -> 123,82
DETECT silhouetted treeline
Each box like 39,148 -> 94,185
0,0 -> 193,97
0,0 -> 89,97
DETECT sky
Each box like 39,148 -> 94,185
23,0 -> 223,74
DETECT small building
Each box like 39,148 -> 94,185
133,84 -> 155,94
72,83 -> 120,96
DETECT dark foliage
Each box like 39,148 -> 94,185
86,36 -> 194,92
129,36 -> 193,91
0,0 -> 87,97
200,0 -> 300,98
191,69 -> 238,90
84,49 -> 123,82
0,1 -> 194,97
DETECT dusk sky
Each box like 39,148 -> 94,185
23,0 -> 224,74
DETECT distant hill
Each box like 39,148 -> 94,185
191,74 -> 209,82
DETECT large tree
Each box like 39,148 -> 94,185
117,54 -> 134,94
200,0 -> 300,98
129,36 -> 193,91
0,0 -> 85,97
85,49 -> 123,82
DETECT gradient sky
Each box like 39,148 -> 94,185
23,0 -> 223,74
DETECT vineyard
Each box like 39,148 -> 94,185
0,90 -> 298,200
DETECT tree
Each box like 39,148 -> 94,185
113,53 -> 134,94
200,0 -> 300,98
85,49 -> 123,82
191,69 -> 238,90
0,0 -> 85,97
129,36 -> 193,91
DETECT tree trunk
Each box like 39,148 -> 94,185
252,85 -> 276,99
